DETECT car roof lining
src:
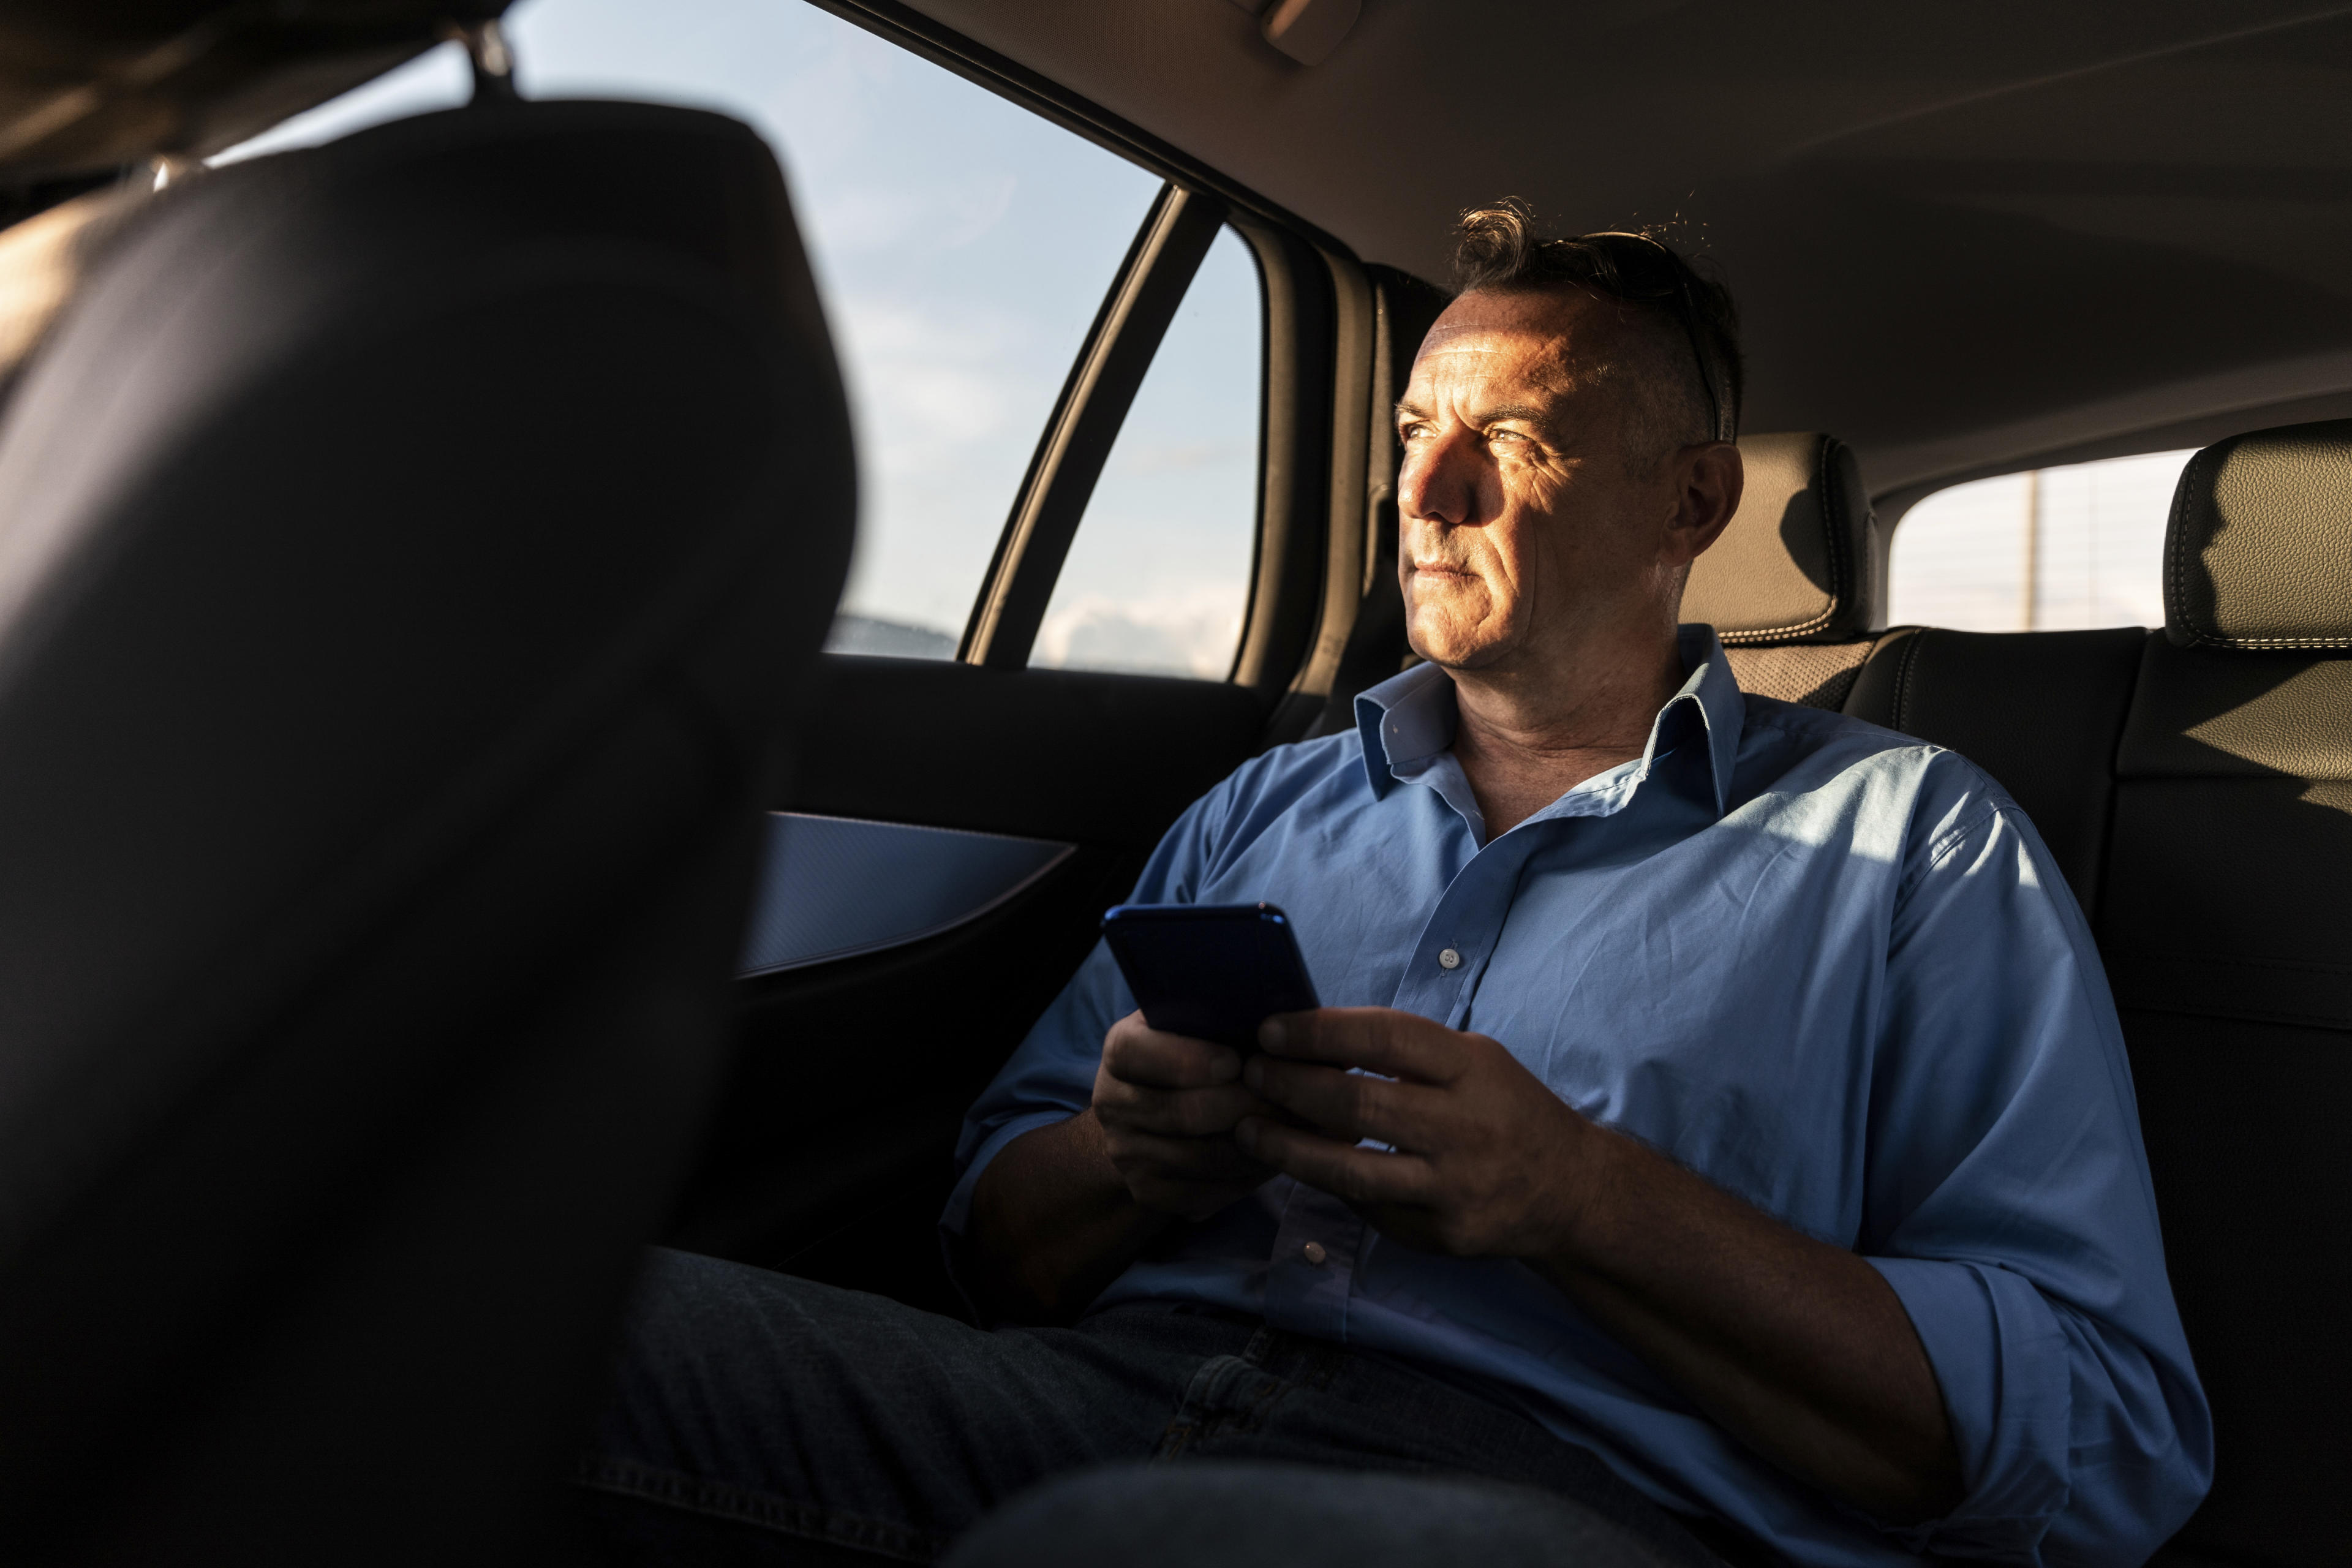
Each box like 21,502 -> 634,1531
887,0 -> 2352,498
10,0 -> 2352,503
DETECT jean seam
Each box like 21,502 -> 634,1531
1158,1351 -> 1269,1457
1158,1338 -> 1322,1457
575,1455 -> 950,1562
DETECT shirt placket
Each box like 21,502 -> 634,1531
1257,826 -> 1552,1340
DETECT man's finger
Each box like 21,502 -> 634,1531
1110,1128 -> 1270,1183
1104,1013 -> 1244,1089
1096,1081 -> 1269,1137
1257,1006 -> 1468,1084
1236,1115 -> 1438,1207
1245,1056 -> 1436,1148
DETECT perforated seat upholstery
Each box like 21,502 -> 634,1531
1847,421 -> 2352,1565
0,103 -> 851,1562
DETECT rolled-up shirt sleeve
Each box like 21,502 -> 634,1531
938,938 -> 1127,1245
939,786 -> 1227,1265
1862,790 -> 2212,1564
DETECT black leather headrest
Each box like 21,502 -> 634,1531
2165,419 -> 2352,650
1683,431 -> 1875,643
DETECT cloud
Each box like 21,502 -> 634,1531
1108,440 -> 1243,477
1031,589 -> 1245,680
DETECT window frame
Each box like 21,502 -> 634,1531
959,182 -> 1233,670
812,0 -> 1375,706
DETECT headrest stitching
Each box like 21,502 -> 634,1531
1714,605 -> 1844,642
2163,438 -> 2352,650
2176,633 -> 2352,649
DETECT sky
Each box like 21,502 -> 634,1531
217,0 -> 1263,677
1034,228 -> 1261,678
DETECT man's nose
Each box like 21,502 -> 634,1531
1398,426 -> 1483,528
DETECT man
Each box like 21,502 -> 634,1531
582,207 -> 2211,1568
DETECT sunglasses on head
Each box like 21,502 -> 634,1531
1574,232 -> 1733,445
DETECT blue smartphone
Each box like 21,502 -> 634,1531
1100,902 -> 1320,1052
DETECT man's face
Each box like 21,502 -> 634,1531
1395,288 -> 1695,673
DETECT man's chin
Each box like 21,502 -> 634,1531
1404,627 -> 1510,672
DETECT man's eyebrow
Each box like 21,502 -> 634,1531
1392,400 -> 1555,426
1472,403 -> 1553,426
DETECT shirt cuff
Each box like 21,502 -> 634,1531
941,1110 -> 1069,1237
1868,1256 -> 2074,1562
936,1110 -> 1072,1321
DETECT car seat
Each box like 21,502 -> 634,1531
0,99 -> 851,1562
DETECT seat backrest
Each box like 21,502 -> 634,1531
0,102 -> 851,1563
1684,430 -> 1899,709
2093,421 -> 2352,1566
1847,422 -> 2351,1564
1844,625 -> 2145,910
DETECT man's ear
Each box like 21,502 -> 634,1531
1667,442 -> 1743,567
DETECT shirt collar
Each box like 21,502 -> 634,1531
1353,624 -> 1744,819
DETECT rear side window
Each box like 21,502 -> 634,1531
1033,228 -> 1264,679
219,0 -> 1166,662
1887,448 -> 2194,631
507,0 -> 1162,659
217,0 -> 1276,679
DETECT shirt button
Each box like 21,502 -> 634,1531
1302,1241 -> 1327,1265
1438,947 -> 1461,970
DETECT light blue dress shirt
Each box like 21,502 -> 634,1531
943,627 -> 2211,1566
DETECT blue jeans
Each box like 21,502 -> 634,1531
578,1248 -> 1737,1567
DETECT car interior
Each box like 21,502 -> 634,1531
0,0 -> 2342,1562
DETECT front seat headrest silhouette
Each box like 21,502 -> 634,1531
0,99 -> 853,1564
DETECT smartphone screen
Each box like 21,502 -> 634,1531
1101,902 -> 1320,1052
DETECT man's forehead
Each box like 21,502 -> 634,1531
1414,322 -> 1522,361
1412,291 -> 1607,375
1408,320 -> 1593,408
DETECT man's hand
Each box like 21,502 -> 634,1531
1234,1007 -> 1590,1257
1235,1005 -> 1964,1523
967,1011 -> 1275,1324
1094,1010 -> 1276,1220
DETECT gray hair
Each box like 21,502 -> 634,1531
1450,200 -> 1743,465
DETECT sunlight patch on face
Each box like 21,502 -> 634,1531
1415,322 -> 1508,355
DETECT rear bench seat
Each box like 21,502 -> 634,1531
1842,420 -> 2352,1566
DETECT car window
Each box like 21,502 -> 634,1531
1886,448 -> 2195,631
1030,228 -> 1263,679
214,0 -> 1165,662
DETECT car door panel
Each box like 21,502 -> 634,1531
662,655 -> 1279,1306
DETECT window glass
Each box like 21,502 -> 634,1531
214,0 -> 1164,660
1887,448 -> 2195,631
1031,228 -> 1262,678
209,43 -> 472,161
